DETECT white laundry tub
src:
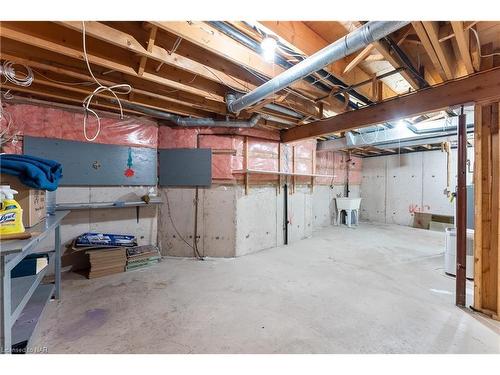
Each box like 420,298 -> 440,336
335,198 -> 362,227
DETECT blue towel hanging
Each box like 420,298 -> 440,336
0,154 -> 63,191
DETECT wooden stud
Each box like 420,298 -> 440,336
412,22 -> 448,82
451,21 -> 475,75
137,25 -> 157,76
422,21 -> 456,80
343,44 -> 375,75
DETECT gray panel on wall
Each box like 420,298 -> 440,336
24,136 -> 157,186
159,148 -> 211,187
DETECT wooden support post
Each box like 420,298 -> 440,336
456,108 -> 467,307
474,104 -> 483,310
474,100 -> 500,320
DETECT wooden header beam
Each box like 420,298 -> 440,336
282,67 -> 500,142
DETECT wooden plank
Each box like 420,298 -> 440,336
451,21 -> 475,75
0,24 -> 224,101
474,101 -> 500,319
422,21 -> 456,80
138,25 -> 157,76
343,44 -> 375,74
474,104 -> 483,310
152,22 -> 333,104
412,22 -> 448,81
58,21 -> 253,94
282,67 -> 500,142
371,40 -> 421,90
439,21 -> 479,43
492,102 -> 500,316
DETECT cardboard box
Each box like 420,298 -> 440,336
413,212 -> 432,229
0,174 -> 46,227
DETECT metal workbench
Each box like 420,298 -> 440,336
0,211 -> 69,354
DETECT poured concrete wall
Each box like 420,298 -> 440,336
159,184 -> 317,258
360,149 -> 474,226
312,185 -> 361,228
158,186 -> 237,258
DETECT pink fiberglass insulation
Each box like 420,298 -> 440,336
348,155 -> 363,185
1,103 -> 158,151
315,151 -> 363,186
315,150 -> 335,185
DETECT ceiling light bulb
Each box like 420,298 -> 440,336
396,120 -> 406,130
261,36 -> 277,62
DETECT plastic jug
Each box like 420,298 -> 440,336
0,185 -> 25,235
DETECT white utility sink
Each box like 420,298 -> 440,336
335,198 -> 361,227
335,197 -> 361,210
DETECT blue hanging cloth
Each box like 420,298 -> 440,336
0,154 -> 63,191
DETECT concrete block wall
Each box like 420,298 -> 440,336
360,148 -> 474,226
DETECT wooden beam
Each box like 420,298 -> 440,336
412,22 -> 448,81
58,21 -> 253,94
439,21 -> 479,43
0,24 -> 225,100
152,22 -> 330,101
474,100 -> 500,320
347,21 -> 420,90
372,40 -> 421,90
0,49 -> 228,116
343,44 -> 374,75
282,67 -> 500,142
422,21 -> 456,80
138,25 -> 157,76
451,21 -> 475,75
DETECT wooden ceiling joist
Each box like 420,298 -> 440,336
348,21 -> 421,91
451,21 -> 475,75
411,22 -> 448,82
422,21 -> 457,80
282,67 -> 500,142
343,44 -> 375,75
151,21 -> 340,114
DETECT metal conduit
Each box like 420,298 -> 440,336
226,21 -> 409,114
117,99 -> 262,128
207,21 -> 368,109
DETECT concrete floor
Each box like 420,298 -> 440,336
32,223 -> 500,353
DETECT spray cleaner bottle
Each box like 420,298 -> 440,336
0,185 -> 25,235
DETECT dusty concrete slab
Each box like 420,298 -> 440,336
32,223 -> 500,353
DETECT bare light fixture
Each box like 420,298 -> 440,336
261,35 -> 278,62
396,120 -> 407,130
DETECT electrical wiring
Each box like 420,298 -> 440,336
32,69 -> 95,86
81,21 -> 132,142
164,189 -> 203,260
0,60 -> 34,87
469,28 -> 500,58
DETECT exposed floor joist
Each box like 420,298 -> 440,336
282,67 -> 500,142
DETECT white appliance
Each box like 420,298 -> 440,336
444,227 -> 474,279
335,198 -> 362,227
